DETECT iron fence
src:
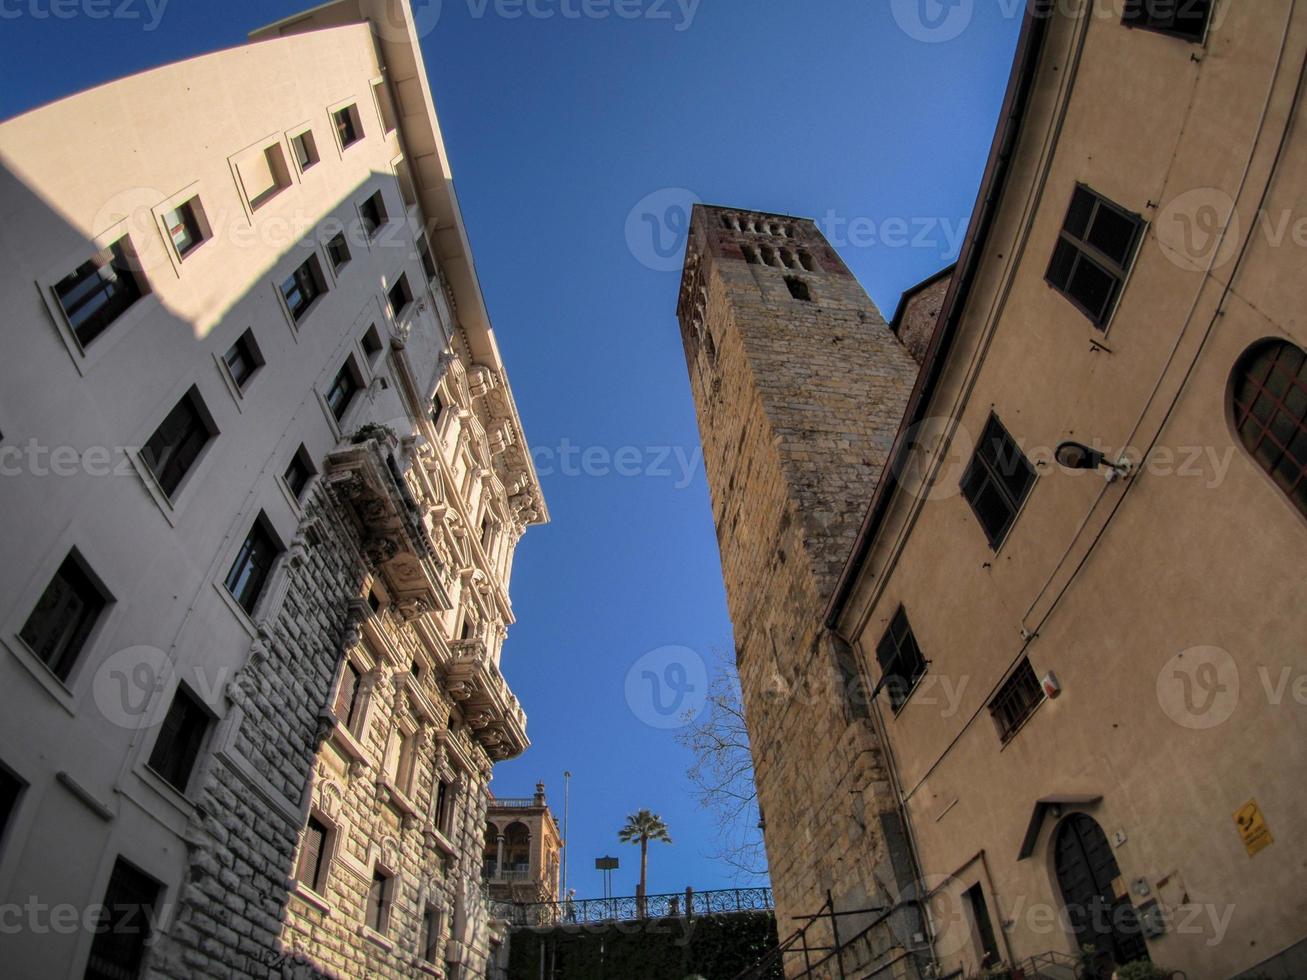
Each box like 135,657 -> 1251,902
499,886 -> 773,928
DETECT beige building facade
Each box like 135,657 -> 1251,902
483,785 -> 562,908
0,1 -> 545,977
680,2 -> 1307,978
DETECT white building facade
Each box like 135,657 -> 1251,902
0,1 -> 545,977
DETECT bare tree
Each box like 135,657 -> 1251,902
676,653 -> 768,882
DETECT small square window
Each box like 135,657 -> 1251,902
162,197 -> 207,259
85,860 -> 161,980
284,445 -> 316,501
237,142 -> 292,211
223,329 -> 264,391
785,276 -> 812,302
282,255 -> 327,323
989,658 -> 1045,743
19,552 -> 108,681
1045,186 -> 1144,328
326,359 -> 361,423
292,130 -> 319,172
1122,0 -> 1211,41
53,237 -> 147,349
225,514 -> 282,615
960,414 -> 1037,549
326,232 -> 351,273
141,387 -> 216,499
296,815 -> 332,894
366,868 -> 392,934
388,274 -> 413,318
146,685 -> 210,794
334,104 -> 364,149
360,191 -> 388,240
362,324 -> 383,363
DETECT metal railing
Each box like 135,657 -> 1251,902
501,886 -> 774,928
488,797 -> 536,808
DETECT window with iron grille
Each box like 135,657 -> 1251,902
989,658 -> 1044,743
284,446 -> 315,501
224,515 -> 281,615
53,237 -> 146,349
146,685 -> 210,794
1231,340 -> 1307,518
1045,186 -> 1143,328
223,329 -> 263,391
366,868 -> 392,933
296,815 -> 331,894
875,607 -> 928,712
1122,0 -> 1211,41
141,387 -> 215,498
334,104 -> 363,148
360,191 -> 387,239
84,859 -> 161,980
325,360 -> 360,422
961,414 -> 1037,549
281,256 -> 326,322
335,660 -> 365,731
19,552 -> 108,681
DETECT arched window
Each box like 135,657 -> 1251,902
1231,339 -> 1307,517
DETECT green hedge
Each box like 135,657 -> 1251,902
507,911 -> 783,980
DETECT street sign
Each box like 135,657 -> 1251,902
1234,799 -> 1273,857
595,856 -> 619,870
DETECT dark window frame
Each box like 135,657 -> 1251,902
224,513 -> 283,616
1122,0 -> 1211,41
334,104 -> 363,149
1230,339 -> 1307,518
361,324 -> 384,363
84,859 -> 162,980
360,191 -> 388,240
283,445 -> 316,502
140,387 -> 217,499
325,359 -> 362,423
19,551 -> 109,682
292,129 -> 320,172
417,235 -> 438,280
785,276 -> 812,302
296,814 -> 332,894
0,765 -> 24,856
326,231 -> 352,272
960,413 -> 1037,550
366,867 -> 392,934
334,659 -> 366,732
1045,185 -> 1144,329
387,274 -> 413,318
989,658 -> 1045,744
162,197 -> 206,259
223,329 -> 264,391
53,237 -> 147,350
282,255 -> 327,323
146,684 -> 211,795
875,607 -> 928,713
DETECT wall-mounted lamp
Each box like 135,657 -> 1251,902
1055,441 -> 1133,482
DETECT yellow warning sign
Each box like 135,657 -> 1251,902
1234,800 -> 1273,857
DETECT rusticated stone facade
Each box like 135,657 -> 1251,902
675,207 -> 925,977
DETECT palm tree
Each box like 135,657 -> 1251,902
618,809 -> 672,913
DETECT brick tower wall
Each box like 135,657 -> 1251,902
676,206 -> 923,973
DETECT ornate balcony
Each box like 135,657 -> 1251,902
445,638 -> 528,760
325,433 -> 452,619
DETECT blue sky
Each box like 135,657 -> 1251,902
1,0 -> 1020,899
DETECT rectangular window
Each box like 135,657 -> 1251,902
296,816 -> 331,894
282,256 -> 326,323
362,324 -> 383,363
1045,186 -> 1144,328
84,860 -> 161,980
960,414 -> 1037,549
334,104 -> 363,149
326,232 -> 351,272
0,766 -> 26,851
1122,0 -> 1211,40
417,235 -> 437,280
141,387 -> 215,499
223,329 -> 264,391
366,869 -> 391,933
53,237 -> 146,349
326,360 -> 360,422
162,197 -> 207,259
394,158 -> 417,208
284,445 -> 315,501
423,906 -> 443,963
335,661 -> 364,731
237,142 -> 292,211
989,658 -> 1044,743
388,274 -> 412,317
785,276 -> 811,302
431,394 -> 444,428
360,191 -> 387,239
966,884 -> 1001,968
224,515 -> 282,615
434,779 -> 454,834
292,130 -> 319,171
875,607 -> 927,712
19,552 -> 107,681
146,686 -> 210,794
392,731 -> 416,795
374,80 -> 397,134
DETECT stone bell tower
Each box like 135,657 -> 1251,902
676,205 -> 925,973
